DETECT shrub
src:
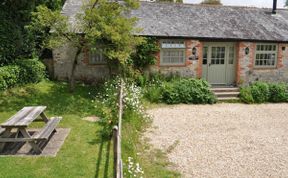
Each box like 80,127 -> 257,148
0,65 -> 21,90
0,58 -> 45,91
144,84 -> 163,103
268,83 -> 288,102
16,58 -> 46,83
135,73 -> 149,87
161,78 -> 216,104
239,87 -> 254,104
239,82 -> 288,103
250,82 -> 270,103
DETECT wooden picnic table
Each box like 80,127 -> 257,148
0,106 -> 61,153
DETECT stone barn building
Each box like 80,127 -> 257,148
53,0 -> 288,86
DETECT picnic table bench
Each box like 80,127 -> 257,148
0,127 -> 5,135
0,106 -> 61,153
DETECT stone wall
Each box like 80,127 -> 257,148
53,44 -> 110,83
52,40 -> 288,85
237,42 -> 288,85
149,39 -> 202,78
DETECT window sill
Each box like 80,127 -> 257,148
253,67 -> 277,70
159,64 -> 186,67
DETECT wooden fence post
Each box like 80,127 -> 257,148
113,79 -> 124,178
113,126 -> 119,178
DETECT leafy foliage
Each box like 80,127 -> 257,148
83,0 -> 143,64
144,84 -> 163,103
239,87 -> 254,104
269,83 -> 288,102
29,0 -> 143,91
240,82 -> 288,104
250,82 -> 270,103
16,58 -> 46,83
201,0 -> 222,5
130,37 -> 160,71
161,78 -> 216,104
0,0 -> 64,65
142,75 -> 216,104
95,77 -> 144,137
29,0 -> 143,64
0,59 -> 45,90
0,66 -> 21,90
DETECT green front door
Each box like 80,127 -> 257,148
202,43 -> 236,85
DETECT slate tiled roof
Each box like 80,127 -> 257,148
62,0 -> 288,42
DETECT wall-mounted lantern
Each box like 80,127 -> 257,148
245,47 -> 249,55
192,47 -> 197,55
189,47 -> 198,60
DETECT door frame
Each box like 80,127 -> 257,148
201,42 -> 237,85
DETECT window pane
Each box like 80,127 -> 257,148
211,47 -> 225,65
161,40 -> 185,49
203,47 -> 208,64
161,49 -> 185,65
90,48 -> 106,64
255,44 -> 277,67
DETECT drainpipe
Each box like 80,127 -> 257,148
272,0 -> 277,14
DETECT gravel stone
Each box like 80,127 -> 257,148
146,103 -> 288,178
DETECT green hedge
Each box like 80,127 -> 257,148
162,79 -> 216,104
0,58 -> 46,90
16,58 -> 46,83
144,78 -> 216,104
0,65 -> 21,90
240,82 -> 288,103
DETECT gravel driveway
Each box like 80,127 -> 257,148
146,104 -> 288,178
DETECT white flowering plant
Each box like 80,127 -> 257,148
94,77 -> 144,137
123,82 -> 144,113
124,157 -> 144,178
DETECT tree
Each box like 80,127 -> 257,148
0,0 -> 64,66
201,0 -> 222,5
28,0 -> 143,92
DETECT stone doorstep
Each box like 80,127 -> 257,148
211,86 -> 240,101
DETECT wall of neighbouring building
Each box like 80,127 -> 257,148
237,42 -> 288,85
52,44 -> 110,83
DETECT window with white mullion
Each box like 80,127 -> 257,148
255,44 -> 277,68
89,47 -> 106,65
161,49 -> 185,65
160,40 -> 186,66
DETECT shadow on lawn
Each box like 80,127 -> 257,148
0,81 -> 98,116
89,135 -> 112,178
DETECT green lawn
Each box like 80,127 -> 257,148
0,80 -> 179,178
0,81 -> 113,178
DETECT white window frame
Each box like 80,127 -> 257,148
254,43 -> 278,68
89,47 -> 106,65
160,39 -> 186,66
